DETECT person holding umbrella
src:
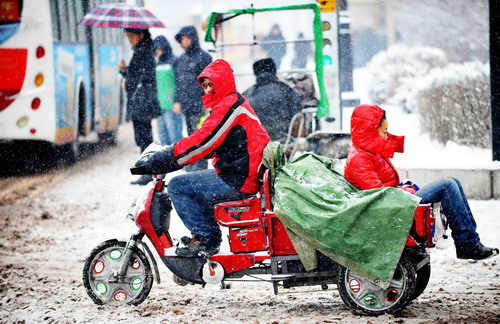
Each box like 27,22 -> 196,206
119,28 -> 161,185
79,3 -> 165,185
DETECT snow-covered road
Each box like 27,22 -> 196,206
0,124 -> 498,323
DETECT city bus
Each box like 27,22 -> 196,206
0,0 -> 132,166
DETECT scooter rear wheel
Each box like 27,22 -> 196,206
411,262 -> 431,301
82,240 -> 153,305
337,254 -> 416,316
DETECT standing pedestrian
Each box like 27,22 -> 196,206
292,32 -> 312,69
153,36 -> 183,146
119,28 -> 161,185
174,26 -> 212,171
261,24 -> 287,69
243,58 -> 302,143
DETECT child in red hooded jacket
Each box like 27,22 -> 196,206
344,104 -> 498,260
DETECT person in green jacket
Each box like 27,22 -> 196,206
154,36 -> 183,145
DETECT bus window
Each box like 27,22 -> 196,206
74,0 -> 87,43
56,0 -> 70,42
49,0 -> 61,42
66,0 -> 77,43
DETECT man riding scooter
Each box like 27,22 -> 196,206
139,59 -> 270,257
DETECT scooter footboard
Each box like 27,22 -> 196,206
161,255 -> 206,284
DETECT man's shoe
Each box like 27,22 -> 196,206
180,235 -> 200,247
457,243 -> 499,260
130,175 -> 152,185
176,237 -> 220,257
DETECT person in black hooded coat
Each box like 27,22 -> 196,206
119,28 -> 161,185
173,26 -> 212,171
119,28 -> 160,152
243,58 -> 303,143
173,26 -> 212,135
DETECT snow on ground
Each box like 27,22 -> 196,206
0,123 -> 499,324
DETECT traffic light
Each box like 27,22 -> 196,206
317,0 -> 337,13
317,0 -> 341,129
321,19 -> 333,66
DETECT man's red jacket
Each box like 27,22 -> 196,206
173,59 -> 270,194
344,104 -> 404,190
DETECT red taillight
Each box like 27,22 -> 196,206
30,128 -> 36,134
36,46 -> 45,59
31,97 -> 41,109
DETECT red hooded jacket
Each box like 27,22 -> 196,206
344,104 -> 404,190
173,59 -> 270,193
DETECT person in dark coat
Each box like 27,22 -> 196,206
173,26 -> 212,135
174,26 -> 212,172
243,58 -> 303,143
261,24 -> 287,69
292,32 -> 312,69
119,28 -> 161,185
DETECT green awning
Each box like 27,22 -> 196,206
203,4 -> 330,117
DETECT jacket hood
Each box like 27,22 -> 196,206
350,104 -> 402,158
253,58 -> 276,75
154,36 -> 174,64
175,26 -> 200,53
198,59 -> 237,109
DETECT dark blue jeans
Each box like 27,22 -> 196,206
158,110 -> 183,146
167,169 -> 247,243
416,177 -> 480,251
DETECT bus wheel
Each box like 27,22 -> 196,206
98,130 -> 118,147
57,136 -> 79,165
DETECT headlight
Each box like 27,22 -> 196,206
129,183 -> 155,222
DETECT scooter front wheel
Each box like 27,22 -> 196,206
337,254 -> 416,316
82,239 -> 153,305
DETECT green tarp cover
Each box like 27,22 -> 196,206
270,151 -> 420,289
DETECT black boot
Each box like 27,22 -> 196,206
130,175 -> 153,185
176,236 -> 220,257
456,243 -> 499,260
180,235 -> 200,246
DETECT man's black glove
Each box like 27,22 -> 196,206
130,144 -> 183,175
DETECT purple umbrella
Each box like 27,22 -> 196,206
79,3 -> 165,29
